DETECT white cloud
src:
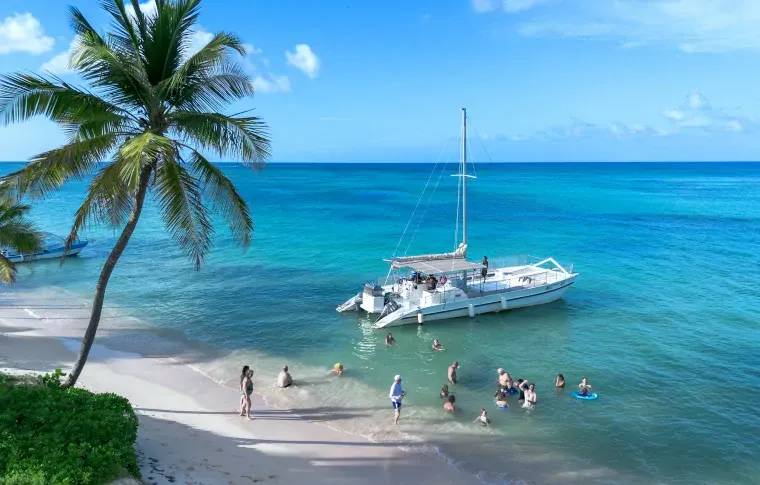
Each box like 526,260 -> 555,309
660,90 -> 744,132
513,0 -> 760,52
40,37 -> 80,74
0,13 -> 54,55
285,44 -> 320,78
125,0 -> 157,19
186,27 -> 213,58
472,0 -> 552,14
472,0 -> 497,13
243,44 -> 263,55
252,74 -> 291,94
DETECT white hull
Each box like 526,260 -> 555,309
374,276 -> 575,328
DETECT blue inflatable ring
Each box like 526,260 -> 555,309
572,391 -> 598,400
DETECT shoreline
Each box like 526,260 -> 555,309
0,288 -> 485,485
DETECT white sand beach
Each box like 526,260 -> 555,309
0,289 -> 483,485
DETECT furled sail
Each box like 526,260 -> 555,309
388,243 -> 467,265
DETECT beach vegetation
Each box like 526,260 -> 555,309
0,371 -> 140,484
0,200 -> 42,284
0,0 -> 270,388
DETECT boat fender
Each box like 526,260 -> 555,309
468,304 -> 475,318
417,313 -> 424,324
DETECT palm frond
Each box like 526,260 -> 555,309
188,149 -> 252,247
0,254 -> 17,284
142,0 -> 202,84
64,155 -> 140,250
73,30 -> 154,110
100,0 -> 144,57
170,110 -> 270,165
154,159 -> 213,269
0,73 -> 134,128
159,33 -> 251,110
0,133 -> 122,200
0,201 -> 42,254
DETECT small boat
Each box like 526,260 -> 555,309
1,232 -> 88,263
337,109 -> 578,328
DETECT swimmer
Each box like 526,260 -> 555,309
555,373 -> 565,388
494,388 -> 509,408
276,365 -> 293,388
578,377 -> 592,396
385,333 -> 396,345
432,339 -> 444,351
448,360 -> 459,384
523,383 -> 537,408
440,384 -> 449,398
444,395 -> 456,413
473,408 -> 490,427
333,363 -> 344,376
497,368 -> 512,388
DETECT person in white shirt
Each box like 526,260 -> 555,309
276,365 -> 292,388
389,375 -> 406,425
523,383 -> 537,408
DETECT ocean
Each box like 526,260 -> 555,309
2,161 -> 759,485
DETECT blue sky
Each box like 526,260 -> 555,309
0,0 -> 759,162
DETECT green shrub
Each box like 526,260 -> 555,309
0,373 -> 140,485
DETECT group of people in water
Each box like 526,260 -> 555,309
387,333 -> 594,427
238,331 -> 593,426
237,361 -> 345,419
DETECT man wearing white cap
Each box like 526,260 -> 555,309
497,368 -> 512,388
389,375 -> 406,425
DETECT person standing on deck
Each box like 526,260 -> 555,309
482,256 -> 489,281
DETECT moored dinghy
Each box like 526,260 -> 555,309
0,232 -> 88,263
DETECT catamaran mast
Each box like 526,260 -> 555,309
461,108 -> 467,254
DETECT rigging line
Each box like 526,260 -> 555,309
454,134 -> 462,250
403,143 -> 453,256
469,118 -> 496,172
390,137 -> 451,258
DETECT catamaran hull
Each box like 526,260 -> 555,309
6,242 -> 88,264
373,278 -> 575,328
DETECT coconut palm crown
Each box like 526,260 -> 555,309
0,0 -> 270,387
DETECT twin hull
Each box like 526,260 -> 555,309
373,276 -> 576,328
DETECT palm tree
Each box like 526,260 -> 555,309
0,0 -> 270,388
0,200 -> 42,283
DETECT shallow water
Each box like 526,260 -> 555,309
2,161 -> 759,484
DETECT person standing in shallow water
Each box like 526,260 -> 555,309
238,365 -> 249,414
242,369 -> 254,419
389,375 -> 406,425
385,333 -> 396,345
448,361 -> 459,384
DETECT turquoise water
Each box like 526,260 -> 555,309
3,161 -> 759,484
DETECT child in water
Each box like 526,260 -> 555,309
494,388 -> 509,408
473,409 -> 490,427
440,384 -> 449,398
578,377 -> 592,396
332,363 -> 344,376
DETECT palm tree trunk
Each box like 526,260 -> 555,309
62,166 -> 153,389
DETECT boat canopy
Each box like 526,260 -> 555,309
391,258 -> 483,275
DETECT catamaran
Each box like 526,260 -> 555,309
0,232 -> 88,263
336,109 -> 578,328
